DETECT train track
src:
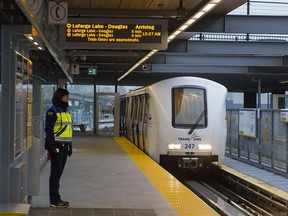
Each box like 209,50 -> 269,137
172,166 -> 288,215
185,180 -> 255,215
210,165 -> 288,215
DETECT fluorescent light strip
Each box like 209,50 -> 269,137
117,0 -> 222,81
211,0 -> 221,3
202,3 -> 216,12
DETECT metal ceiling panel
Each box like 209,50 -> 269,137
91,0 -> 122,9
66,0 -> 91,9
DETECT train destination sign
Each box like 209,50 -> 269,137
59,18 -> 168,50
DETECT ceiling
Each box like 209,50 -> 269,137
62,0 -> 248,87
2,0 -> 288,93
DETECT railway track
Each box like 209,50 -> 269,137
172,165 -> 288,215
213,165 -> 288,215
185,179 -> 256,215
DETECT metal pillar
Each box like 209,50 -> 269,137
257,79 -> 261,164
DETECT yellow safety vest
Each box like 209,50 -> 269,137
54,111 -> 73,143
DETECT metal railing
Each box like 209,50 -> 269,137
226,109 -> 288,177
71,110 -> 94,131
190,33 -> 288,42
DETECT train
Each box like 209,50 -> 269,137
120,76 -> 227,171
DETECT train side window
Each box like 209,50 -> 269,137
144,95 -> 150,124
172,87 -> 207,129
138,96 -> 143,122
136,96 -> 140,122
127,97 -> 132,119
131,97 -> 136,120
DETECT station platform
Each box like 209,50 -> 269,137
224,157 -> 288,193
29,136 -> 219,216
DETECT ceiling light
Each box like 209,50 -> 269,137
202,3 -> 216,12
25,33 -> 45,50
179,24 -> 189,31
118,0 -> 223,81
168,34 -> 177,41
279,80 -> 288,84
185,19 -> 196,25
194,11 -> 205,19
211,0 -> 221,3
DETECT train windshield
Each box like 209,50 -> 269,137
172,87 -> 206,129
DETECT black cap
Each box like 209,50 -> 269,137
52,88 -> 69,106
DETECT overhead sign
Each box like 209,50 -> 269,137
87,68 -> 97,75
59,18 -> 168,50
48,1 -> 68,24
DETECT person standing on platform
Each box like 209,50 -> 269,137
45,88 -> 73,208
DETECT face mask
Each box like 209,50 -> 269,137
60,101 -> 69,108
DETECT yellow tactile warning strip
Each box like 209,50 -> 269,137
221,165 -> 288,200
114,137 -> 219,216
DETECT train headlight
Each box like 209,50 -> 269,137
168,143 -> 181,150
198,144 -> 212,150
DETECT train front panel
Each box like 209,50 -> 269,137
121,77 -> 227,170
144,77 -> 227,169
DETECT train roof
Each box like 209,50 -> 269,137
123,76 -> 227,97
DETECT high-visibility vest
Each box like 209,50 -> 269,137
53,107 -> 73,143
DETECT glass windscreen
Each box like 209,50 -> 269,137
173,87 -> 206,128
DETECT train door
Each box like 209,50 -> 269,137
138,95 -> 147,151
143,95 -> 150,154
133,96 -> 140,147
119,97 -> 126,136
95,93 -> 119,136
127,97 -> 134,141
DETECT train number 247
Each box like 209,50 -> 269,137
184,144 -> 195,149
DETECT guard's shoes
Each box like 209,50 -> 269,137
50,200 -> 69,208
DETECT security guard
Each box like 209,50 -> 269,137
45,88 -> 73,208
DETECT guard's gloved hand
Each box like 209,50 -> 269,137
68,144 -> 73,157
47,143 -> 58,154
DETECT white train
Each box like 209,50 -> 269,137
120,76 -> 227,170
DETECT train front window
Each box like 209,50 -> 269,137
172,87 -> 207,128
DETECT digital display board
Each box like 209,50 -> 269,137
59,18 -> 168,50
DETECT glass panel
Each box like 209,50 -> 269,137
42,84 -> 57,115
273,110 -> 287,171
173,87 -> 206,128
67,85 -> 94,134
98,94 -> 115,136
227,110 -> 240,155
15,53 -> 24,158
260,110 -> 273,166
